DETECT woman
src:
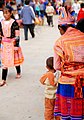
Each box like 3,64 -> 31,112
58,1 -> 75,26
54,19 -> 84,120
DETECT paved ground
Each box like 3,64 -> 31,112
0,15 -> 61,120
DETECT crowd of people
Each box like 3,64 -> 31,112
0,0 -> 84,120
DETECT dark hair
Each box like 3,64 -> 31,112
10,2 -> 14,5
3,6 -> 12,13
0,1 -> 4,8
25,0 -> 30,5
3,6 -> 15,19
76,18 -> 84,32
58,24 -> 68,32
58,24 -> 75,31
46,57 -> 54,70
81,3 -> 84,8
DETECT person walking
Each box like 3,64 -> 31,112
20,0 -> 35,40
46,2 -> 54,27
54,19 -> 84,120
39,1 -> 45,25
0,6 -> 24,87
77,2 -> 84,22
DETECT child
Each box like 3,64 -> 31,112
0,6 -> 24,87
40,57 -> 61,120
45,2 -> 54,27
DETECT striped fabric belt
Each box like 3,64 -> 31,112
74,75 -> 84,98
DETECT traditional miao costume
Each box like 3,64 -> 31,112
58,6 -> 75,26
54,27 -> 84,119
0,18 -> 24,68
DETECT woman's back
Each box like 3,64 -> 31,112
54,26 -> 84,84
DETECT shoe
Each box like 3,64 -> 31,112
24,39 -> 28,41
0,80 -> 6,87
32,36 -> 35,38
52,25 -> 54,27
32,34 -> 35,38
16,74 -> 21,79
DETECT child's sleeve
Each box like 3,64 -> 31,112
40,73 -> 47,85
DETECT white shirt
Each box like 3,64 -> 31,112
0,11 -> 4,22
46,6 -> 54,16
72,2 -> 80,14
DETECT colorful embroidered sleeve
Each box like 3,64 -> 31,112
54,52 -> 61,70
54,37 -> 64,70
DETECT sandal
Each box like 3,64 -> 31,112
16,74 -> 21,79
0,80 -> 6,87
